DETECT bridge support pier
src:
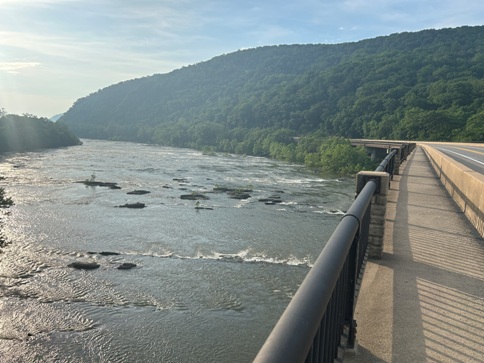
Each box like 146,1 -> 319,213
356,171 -> 390,259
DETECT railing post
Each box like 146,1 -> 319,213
344,232 -> 360,350
356,172 -> 390,259
393,148 -> 401,175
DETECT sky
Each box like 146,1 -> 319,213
0,0 -> 483,119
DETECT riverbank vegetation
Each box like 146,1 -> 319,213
167,125 -> 375,174
0,110 -> 81,153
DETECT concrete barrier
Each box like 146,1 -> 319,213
420,144 -> 484,237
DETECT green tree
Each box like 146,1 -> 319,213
318,137 -> 375,174
457,112 -> 484,141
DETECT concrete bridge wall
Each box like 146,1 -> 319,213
420,144 -> 484,237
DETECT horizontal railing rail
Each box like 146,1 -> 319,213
376,149 -> 397,178
254,150 -> 399,363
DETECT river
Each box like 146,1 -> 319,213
0,139 -> 354,362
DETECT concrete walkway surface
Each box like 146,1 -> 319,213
345,147 -> 484,363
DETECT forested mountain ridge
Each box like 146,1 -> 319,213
60,26 -> 484,163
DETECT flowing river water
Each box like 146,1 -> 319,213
0,139 -> 354,362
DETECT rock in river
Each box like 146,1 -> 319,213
126,190 -> 151,195
117,202 -> 146,208
117,263 -> 137,270
228,191 -> 251,200
99,251 -> 121,256
68,261 -> 100,270
77,180 -> 121,189
180,193 -> 209,200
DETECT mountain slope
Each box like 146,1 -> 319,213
60,26 -> 484,144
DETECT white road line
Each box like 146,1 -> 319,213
437,148 -> 484,166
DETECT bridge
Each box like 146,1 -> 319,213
254,141 -> 484,363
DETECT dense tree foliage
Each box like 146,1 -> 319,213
59,26 -> 484,171
0,113 -> 81,152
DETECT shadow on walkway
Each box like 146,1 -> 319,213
345,147 -> 484,363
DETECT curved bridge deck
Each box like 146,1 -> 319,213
345,147 -> 484,362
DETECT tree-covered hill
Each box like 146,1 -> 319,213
0,112 -> 81,153
60,26 -> 484,161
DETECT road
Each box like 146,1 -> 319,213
426,143 -> 484,175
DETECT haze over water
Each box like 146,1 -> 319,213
0,140 -> 353,362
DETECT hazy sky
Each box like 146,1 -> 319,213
0,0 -> 482,118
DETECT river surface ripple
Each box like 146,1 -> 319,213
0,139 -> 353,362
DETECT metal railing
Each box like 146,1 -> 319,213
253,151 -> 397,363
376,149 -> 397,178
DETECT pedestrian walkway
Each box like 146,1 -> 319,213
345,147 -> 484,363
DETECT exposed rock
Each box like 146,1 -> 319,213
195,206 -> 214,210
213,185 -> 253,200
213,186 -> 253,193
117,262 -> 137,270
126,190 -> 151,195
180,193 -> 209,200
173,178 -> 188,183
68,261 -> 100,269
99,251 -> 121,256
259,196 -> 283,203
117,202 -> 146,208
88,251 -> 121,256
76,180 -> 121,189
228,192 -> 251,200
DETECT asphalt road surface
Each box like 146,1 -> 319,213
428,143 -> 484,175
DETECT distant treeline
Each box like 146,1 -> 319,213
58,26 -> 484,172
0,111 -> 81,153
